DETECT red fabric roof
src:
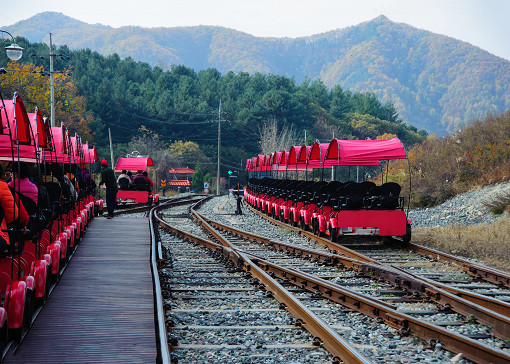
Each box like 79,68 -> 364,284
338,138 -> 407,165
286,145 -> 307,171
115,157 -> 154,172
307,142 -> 330,169
28,108 -> 51,149
246,138 -> 407,173
168,180 -> 191,186
1,94 -> 32,145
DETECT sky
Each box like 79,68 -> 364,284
1,0 -> 509,60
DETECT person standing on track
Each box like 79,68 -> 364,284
98,160 -> 118,219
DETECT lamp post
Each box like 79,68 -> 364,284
0,30 -> 23,61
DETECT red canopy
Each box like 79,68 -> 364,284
115,157 -> 154,172
2,93 -> 32,145
28,108 -> 51,150
286,145 -> 307,171
169,167 -> 194,174
0,94 -> 37,161
338,138 -> 407,165
246,138 -> 408,173
82,144 -> 98,163
307,142 -> 330,169
255,154 -> 270,172
273,151 -> 287,172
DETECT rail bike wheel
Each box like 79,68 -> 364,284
289,213 -> 296,227
402,224 -> 412,244
24,288 -> 34,331
312,220 -> 318,235
329,228 -> 338,243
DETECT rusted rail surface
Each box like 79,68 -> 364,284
187,207 -> 371,363
154,200 -> 371,363
245,202 -> 510,292
244,202 -> 510,313
408,242 -> 510,289
193,201 -> 510,363
201,211 -> 510,325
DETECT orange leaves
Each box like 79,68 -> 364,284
0,62 -> 93,142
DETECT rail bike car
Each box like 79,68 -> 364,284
316,139 -> 411,243
0,92 -> 99,352
115,157 -> 159,205
246,138 -> 412,244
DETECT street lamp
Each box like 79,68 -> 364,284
1,30 -> 23,61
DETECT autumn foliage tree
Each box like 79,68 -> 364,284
0,62 -> 94,141
379,111 -> 510,207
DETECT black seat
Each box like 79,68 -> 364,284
118,177 -> 130,190
377,182 -> 401,209
134,177 -> 149,191
320,181 -> 345,207
340,181 -> 376,210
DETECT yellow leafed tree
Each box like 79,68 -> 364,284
0,62 -> 93,141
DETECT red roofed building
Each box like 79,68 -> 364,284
169,167 -> 194,181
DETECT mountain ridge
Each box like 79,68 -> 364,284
4,11 -> 510,135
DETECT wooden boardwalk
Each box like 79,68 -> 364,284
5,217 -> 157,363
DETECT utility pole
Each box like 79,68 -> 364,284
216,99 -> 221,195
109,128 -> 114,168
49,33 -> 55,127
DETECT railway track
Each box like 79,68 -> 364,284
242,198 -> 510,318
155,201 -> 356,363
146,196 -> 497,363
184,195 -> 510,363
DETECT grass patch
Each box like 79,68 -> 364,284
413,217 -> 510,272
482,192 -> 510,215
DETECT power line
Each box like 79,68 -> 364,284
115,106 -> 221,125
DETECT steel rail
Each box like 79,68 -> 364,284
246,202 -> 510,291
149,202 -> 171,364
154,200 -> 371,364
189,206 -> 510,364
245,202 -> 510,315
407,242 -> 510,289
147,194 -> 207,364
189,207 -> 372,364
201,211 -> 510,324
244,257 -> 510,364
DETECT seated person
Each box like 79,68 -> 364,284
133,170 -> 149,191
142,171 -> 153,191
0,165 -> 29,252
8,162 -> 38,206
117,170 -> 131,190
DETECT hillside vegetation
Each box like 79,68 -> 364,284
383,111 -> 510,207
0,39 -> 426,176
5,12 -> 510,135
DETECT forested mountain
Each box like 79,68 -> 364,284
0,38 -> 425,175
4,12 -> 510,135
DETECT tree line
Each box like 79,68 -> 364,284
0,37 -> 427,178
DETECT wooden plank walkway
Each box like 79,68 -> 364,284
5,217 -> 157,364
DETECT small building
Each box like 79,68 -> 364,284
167,167 -> 194,192
169,167 -> 194,181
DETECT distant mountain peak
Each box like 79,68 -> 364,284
371,14 -> 391,22
3,11 -> 510,136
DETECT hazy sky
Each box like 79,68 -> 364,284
1,0 -> 509,60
